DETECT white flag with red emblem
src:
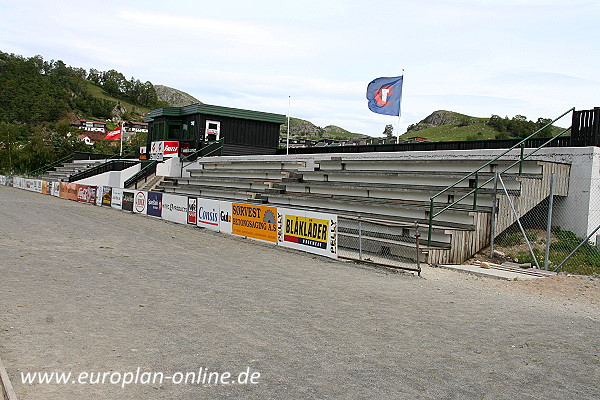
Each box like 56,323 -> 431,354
105,125 -> 123,140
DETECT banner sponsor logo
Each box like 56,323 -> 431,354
134,191 -> 147,214
122,191 -> 134,212
197,198 -> 221,231
147,192 -> 163,217
102,187 -> 112,207
232,203 -> 277,243
87,186 -> 97,204
162,193 -> 188,224
111,188 -> 123,210
67,183 -> 79,201
278,209 -> 338,258
283,215 -> 330,249
187,197 -> 197,225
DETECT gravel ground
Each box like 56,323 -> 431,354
0,185 -> 599,400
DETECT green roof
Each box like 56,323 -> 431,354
145,103 -> 286,124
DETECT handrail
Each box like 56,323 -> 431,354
27,153 -> 75,177
181,139 -> 225,170
123,160 -> 158,189
427,107 -> 575,246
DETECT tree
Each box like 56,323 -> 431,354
383,124 -> 394,139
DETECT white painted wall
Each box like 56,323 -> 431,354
72,164 -> 141,188
156,157 -> 187,177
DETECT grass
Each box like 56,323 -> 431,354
498,229 -> 600,275
85,82 -> 150,117
401,122 -> 498,142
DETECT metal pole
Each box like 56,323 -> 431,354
518,144 -> 524,175
427,199 -> 434,247
489,172 -> 499,258
358,218 -> 363,260
498,174 -> 540,269
472,171 -> 479,210
286,96 -> 291,156
544,173 -> 555,270
415,222 -> 421,271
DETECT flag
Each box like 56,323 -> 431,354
104,125 -> 123,140
366,76 -> 403,116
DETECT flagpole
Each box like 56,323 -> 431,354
286,96 -> 291,156
397,70 -> 404,144
119,122 -> 123,157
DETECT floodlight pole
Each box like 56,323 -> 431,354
286,96 -> 291,155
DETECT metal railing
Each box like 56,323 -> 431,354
123,160 -> 158,189
179,139 -> 225,177
426,107 -> 575,246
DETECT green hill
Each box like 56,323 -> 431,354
280,117 -> 369,140
401,110 -> 564,142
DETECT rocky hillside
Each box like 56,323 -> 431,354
280,117 -> 368,140
154,85 -> 202,107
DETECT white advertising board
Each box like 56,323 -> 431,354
277,208 -> 338,259
111,188 -> 123,210
161,193 -> 188,224
196,198 -> 221,231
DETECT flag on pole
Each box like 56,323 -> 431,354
104,125 -> 123,140
366,76 -> 403,116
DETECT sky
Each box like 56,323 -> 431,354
1,0 -> 598,136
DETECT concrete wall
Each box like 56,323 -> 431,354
72,164 -> 141,188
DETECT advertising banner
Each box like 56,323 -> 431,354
162,193 -> 188,224
87,186 -> 97,204
187,197 -> 197,225
150,140 -> 179,160
77,185 -> 90,202
51,182 -> 60,197
33,179 -> 42,193
231,203 -> 278,243
277,208 -> 338,259
133,191 -> 148,214
122,191 -> 135,212
41,180 -> 48,194
66,183 -> 78,201
102,187 -> 112,207
95,186 -> 104,206
197,198 -> 221,231
111,188 -> 123,210
146,191 -> 163,217
219,201 -> 232,234
59,182 -> 68,198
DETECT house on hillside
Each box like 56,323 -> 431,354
73,120 -> 107,133
77,131 -> 108,145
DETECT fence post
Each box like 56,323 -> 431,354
544,173 -> 555,270
415,222 -> 421,271
489,172 -> 499,258
358,217 -> 363,260
472,172 -> 479,210
519,144 -> 525,175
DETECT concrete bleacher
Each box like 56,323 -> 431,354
155,151 -> 571,265
40,159 -> 107,182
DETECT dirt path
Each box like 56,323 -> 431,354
1,186 -> 599,399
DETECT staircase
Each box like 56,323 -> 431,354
40,159 -> 108,182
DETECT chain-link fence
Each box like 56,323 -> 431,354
337,216 -> 422,273
491,174 -> 600,275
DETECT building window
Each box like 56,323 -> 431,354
205,120 -> 220,141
